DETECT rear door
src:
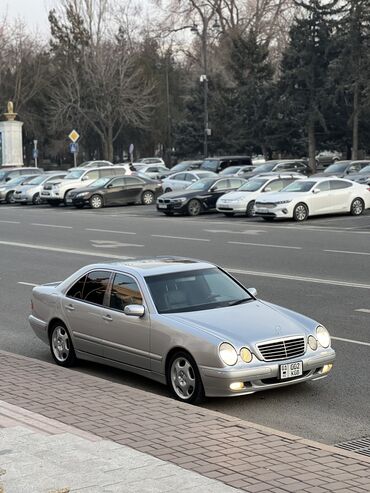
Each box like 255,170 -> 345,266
61,270 -> 112,357
123,177 -> 146,202
329,180 -> 353,211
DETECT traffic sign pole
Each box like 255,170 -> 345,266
68,130 -> 80,167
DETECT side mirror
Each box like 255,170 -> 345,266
107,183 -> 113,188
264,187 -> 272,192
248,287 -> 257,298
82,176 -> 89,181
124,304 -> 145,317
312,188 -> 320,194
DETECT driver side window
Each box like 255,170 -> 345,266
109,273 -> 143,312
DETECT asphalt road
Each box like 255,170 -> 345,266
0,202 -> 369,446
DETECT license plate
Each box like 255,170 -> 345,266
157,204 -> 168,209
279,361 -> 303,379
42,192 -> 50,196
259,208 -> 270,214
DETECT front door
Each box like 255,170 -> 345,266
310,181 -> 331,214
102,272 -> 150,369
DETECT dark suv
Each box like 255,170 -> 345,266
0,167 -> 43,184
200,156 -> 252,174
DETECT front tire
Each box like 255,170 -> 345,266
49,322 -> 76,367
246,200 -> 255,217
141,190 -> 154,205
187,199 -> 201,216
90,194 -> 103,209
350,198 -> 364,216
6,191 -> 15,204
167,351 -> 204,404
32,193 -> 42,205
293,203 -> 308,222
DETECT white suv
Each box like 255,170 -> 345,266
41,167 -> 124,206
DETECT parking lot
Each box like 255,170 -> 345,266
0,203 -> 369,447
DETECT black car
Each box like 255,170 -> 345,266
156,176 -> 246,216
159,160 -> 203,179
242,160 -> 311,180
200,156 -> 252,174
67,175 -> 162,209
313,160 -> 369,178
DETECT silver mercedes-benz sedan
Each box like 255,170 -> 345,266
29,257 -> 335,404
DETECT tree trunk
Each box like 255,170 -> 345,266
352,80 -> 359,160
308,118 -> 316,173
101,127 -> 114,162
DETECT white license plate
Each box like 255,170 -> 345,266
157,204 -> 168,209
259,208 -> 270,214
42,192 -> 50,196
279,361 -> 303,379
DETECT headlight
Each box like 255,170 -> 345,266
316,326 -> 331,348
276,200 -> 291,204
172,197 -> 187,203
308,335 -> 318,351
240,347 -> 253,363
219,342 -> 238,366
0,187 -> 6,192
76,192 -> 89,197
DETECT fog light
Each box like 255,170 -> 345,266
308,336 -> 318,351
240,347 -> 253,363
321,364 -> 333,374
229,382 -> 245,391
282,208 -> 288,214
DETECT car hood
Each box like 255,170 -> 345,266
71,185 -> 102,194
350,173 -> 370,182
218,191 -> 254,201
256,191 -> 304,203
163,300 -> 311,347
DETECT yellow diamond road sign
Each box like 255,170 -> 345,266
69,130 -> 80,143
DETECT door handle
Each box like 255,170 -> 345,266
102,314 -> 113,322
65,304 -> 75,312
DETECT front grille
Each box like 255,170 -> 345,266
258,337 -> 305,361
43,184 -> 53,191
255,202 -> 276,209
158,198 -> 171,204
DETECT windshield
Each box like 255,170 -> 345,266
4,176 -> 32,186
239,178 -> 268,192
65,170 -> 85,179
171,162 -> 192,173
281,181 -> 315,192
359,165 -> 370,174
145,268 -> 252,314
27,175 -> 46,185
325,163 -> 348,173
0,172 -> 6,180
201,160 -> 218,172
92,177 -> 111,187
220,166 -> 240,175
252,163 -> 276,173
187,178 -> 215,191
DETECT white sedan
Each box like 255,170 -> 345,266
162,170 -> 216,192
216,174 -> 300,217
254,177 -> 370,221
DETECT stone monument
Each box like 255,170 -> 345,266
0,101 -> 24,167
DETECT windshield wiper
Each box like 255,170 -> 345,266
228,298 -> 251,306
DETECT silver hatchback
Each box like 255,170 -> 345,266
29,257 -> 335,404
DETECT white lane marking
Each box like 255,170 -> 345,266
151,234 -> 210,242
0,240 -> 132,259
0,220 -> 20,224
31,223 -> 73,229
228,267 -> 370,290
86,228 -> 136,235
91,240 -> 144,248
356,309 -> 370,313
206,229 -> 265,235
332,336 -> 370,347
18,282 -> 38,287
229,241 -> 301,250
325,249 -> 370,256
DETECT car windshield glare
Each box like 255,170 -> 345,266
253,163 -> 276,173
359,165 -> 370,173
281,181 -> 315,192
220,166 -> 240,175
239,179 -> 268,192
65,170 -> 85,179
171,163 -> 188,172
5,176 -> 28,186
28,175 -> 46,185
188,178 -> 215,191
145,268 -> 252,314
325,163 -> 348,173
91,177 -> 111,187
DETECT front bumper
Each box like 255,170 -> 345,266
254,204 -> 294,218
199,348 -> 335,397
156,202 -> 188,214
217,203 -> 246,213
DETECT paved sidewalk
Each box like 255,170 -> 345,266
0,350 -> 369,492
0,403 -> 239,492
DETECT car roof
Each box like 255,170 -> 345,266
204,155 -> 251,160
82,257 -> 215,276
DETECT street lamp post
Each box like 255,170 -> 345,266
191,13 -> 220,159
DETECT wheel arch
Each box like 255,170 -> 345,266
164,346 -> 198,377
47,317 -> 67,340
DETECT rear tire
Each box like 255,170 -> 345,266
167,351 -> 204,404
293,203 -> 308,222
49,322 -> 76,367
350,198 -> 364,216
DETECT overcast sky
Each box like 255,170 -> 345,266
3,0 -> 54,35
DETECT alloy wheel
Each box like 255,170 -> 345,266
32,193 -> 42,205
170,356 -> 196,400
6,192 -> 15,204
51,326 -> 70,363
294,203 -> 308,221
187,199 -> 201,216
90,195 -> 103,209
142,191 -> 154,205
351,198 -> 364,216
